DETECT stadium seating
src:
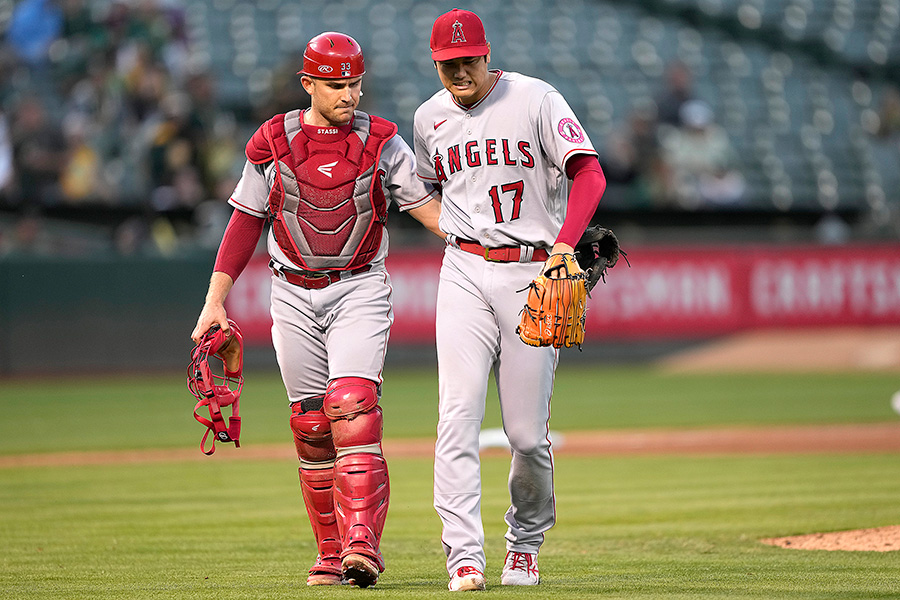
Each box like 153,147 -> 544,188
3,0 -> 898,238
184,0 -> 896,215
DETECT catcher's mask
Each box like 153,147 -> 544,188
187,320 -> 243,455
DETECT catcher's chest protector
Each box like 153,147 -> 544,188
246,110 -> 397,271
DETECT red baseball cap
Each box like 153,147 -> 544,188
430,9 -> 490,61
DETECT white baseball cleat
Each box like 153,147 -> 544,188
448,566 -> 487,591
500,551 -> 540,585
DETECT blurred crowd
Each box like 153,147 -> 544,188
0,0 -> 244,256
1,0 -> 898,257
0,0 -> 746,258
600,60 -> 747,210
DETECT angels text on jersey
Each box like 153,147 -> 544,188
431,137 -> 536,224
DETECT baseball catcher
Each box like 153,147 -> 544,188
517,226 -> 622,348
187,319 -> 244,455
188,30 -> 444,588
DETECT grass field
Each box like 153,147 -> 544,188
1,366 -> 897,454
2,365 -> 900,598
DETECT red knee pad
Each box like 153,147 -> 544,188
333,453 -> 390,561
324,377 -> 379,419
331,406 -> 383,450
290,405 -> 336,463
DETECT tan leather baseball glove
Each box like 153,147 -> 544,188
516,252 -> 587,348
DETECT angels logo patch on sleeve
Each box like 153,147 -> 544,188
557,118 -> 585,143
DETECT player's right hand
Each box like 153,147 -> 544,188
191,304 -> 229,345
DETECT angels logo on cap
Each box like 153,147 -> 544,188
431,9 -> 490,61
451,20 -> 466,43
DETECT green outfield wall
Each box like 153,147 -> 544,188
0,254 -> 215,375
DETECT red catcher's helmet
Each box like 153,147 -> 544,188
299,32 -> 365,79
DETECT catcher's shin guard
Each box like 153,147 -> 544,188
333,452 -> 390,569
299,466 -> 343,584
291,401 -> 341,584
324,377 -> 389,584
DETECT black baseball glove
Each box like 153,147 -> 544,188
574,225 -> 624,293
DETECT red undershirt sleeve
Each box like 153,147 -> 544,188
555,153 -> 607,248
213,208 -> 265,282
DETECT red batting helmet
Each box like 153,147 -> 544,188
299,32 -> 365,79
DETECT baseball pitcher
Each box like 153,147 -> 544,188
413,9 -> 608,591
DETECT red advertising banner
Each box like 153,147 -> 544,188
586,246 -> 745,337
226,244 -> 900,345
222,257 -> 276,343
746,247 -> 900,326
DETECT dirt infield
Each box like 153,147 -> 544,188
659,327 -> 900,373
4,422 -> 900,468
762,526 -> 900,552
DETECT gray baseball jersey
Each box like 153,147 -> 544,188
414,70 -> 597,575
231,125 -> 436,402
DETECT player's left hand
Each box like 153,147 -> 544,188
541,242 -> 575,278
516,252 -> 588,348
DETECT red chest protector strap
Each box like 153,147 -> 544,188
246,110 -> 397,271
